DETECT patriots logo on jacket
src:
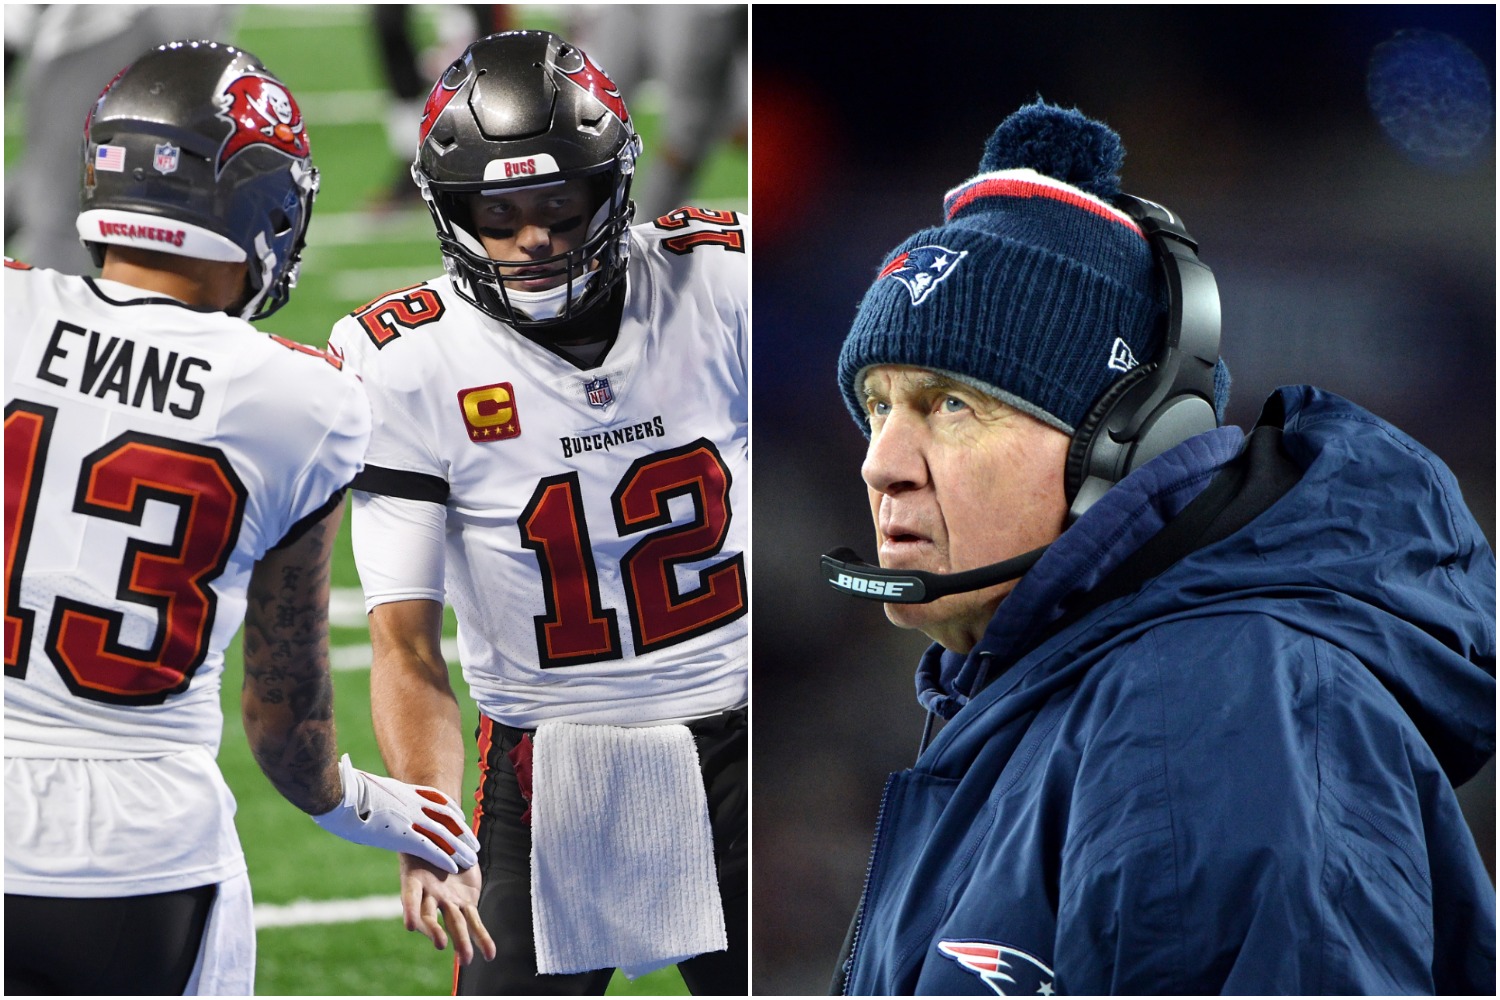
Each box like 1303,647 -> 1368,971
937,940 -> 1057,996
879,244 -> 968,305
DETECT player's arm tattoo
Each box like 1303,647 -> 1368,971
242,499 -> 345,816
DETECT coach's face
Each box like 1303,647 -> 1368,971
860,365 -> 1071,653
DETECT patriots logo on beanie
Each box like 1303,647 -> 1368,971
839,101 -> 1194,437
879,245 -> 970,305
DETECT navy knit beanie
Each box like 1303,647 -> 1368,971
839,101 -> 1226,436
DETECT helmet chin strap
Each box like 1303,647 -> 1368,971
504,268 -> 600,321
235,230 -> 277,321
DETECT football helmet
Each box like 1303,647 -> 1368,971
77,40 -> 319,321
412,30 -> 642,329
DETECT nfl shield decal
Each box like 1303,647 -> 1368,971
154,143 -> 180,174
584,376 -> 614,409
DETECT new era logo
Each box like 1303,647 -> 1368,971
1108,337 -> 1139,373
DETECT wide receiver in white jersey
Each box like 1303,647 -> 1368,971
4,42 -> 482,995
326,29 -> 747,995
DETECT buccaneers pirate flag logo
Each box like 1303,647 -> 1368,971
215,74 -> 309,175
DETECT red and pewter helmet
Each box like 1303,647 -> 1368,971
412,30 -> 642,329
77,39 -> 319,321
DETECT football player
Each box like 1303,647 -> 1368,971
326,29 -> 747,995
4,41 -> 481,995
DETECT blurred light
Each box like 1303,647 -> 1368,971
752,74 -> 838,244
1368,29 -> 1494,172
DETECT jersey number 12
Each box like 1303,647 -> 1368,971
520,438 -> 745,667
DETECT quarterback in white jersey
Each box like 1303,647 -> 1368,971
332,29 -> 747,995
4,42 -> 483,995
327,211 -> 747,728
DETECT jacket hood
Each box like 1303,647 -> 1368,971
920,385 -> 1496,785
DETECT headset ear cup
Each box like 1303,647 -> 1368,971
1064,363 -> 1155,507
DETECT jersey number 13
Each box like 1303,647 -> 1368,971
6,400 -> 244,704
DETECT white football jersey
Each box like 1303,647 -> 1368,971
4,262 -> 371,757
329,210 -> 749,728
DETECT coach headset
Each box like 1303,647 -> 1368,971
821,194 -> 1222,604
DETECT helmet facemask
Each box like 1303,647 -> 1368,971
416,148 -> 638,328
411,30 -> 644,332
237,158 -> 319,321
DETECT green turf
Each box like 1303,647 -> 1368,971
219,636 -> 692,995
8,5 -> 742,994
256,919 -> 690,997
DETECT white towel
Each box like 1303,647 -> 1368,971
530,722 -> 726,979
183,869 -> 256,995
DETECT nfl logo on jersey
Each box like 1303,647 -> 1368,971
584,376 -> 614,409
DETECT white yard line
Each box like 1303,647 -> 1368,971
288,90 -> 387,127
329,587 -> 457,670
304,209 -> 434,248
330,643 -> 378,671
329,587 -> 370,629
254,893 -> 402,928
327,267 -> 439,302
329,637 -> 458,671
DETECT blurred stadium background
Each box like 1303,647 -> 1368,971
751,5 -> 1494,996
4,4 -> 745,995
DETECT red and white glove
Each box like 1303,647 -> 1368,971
312,754 -> 479,873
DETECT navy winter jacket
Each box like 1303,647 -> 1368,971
840,386 -> 1496,995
